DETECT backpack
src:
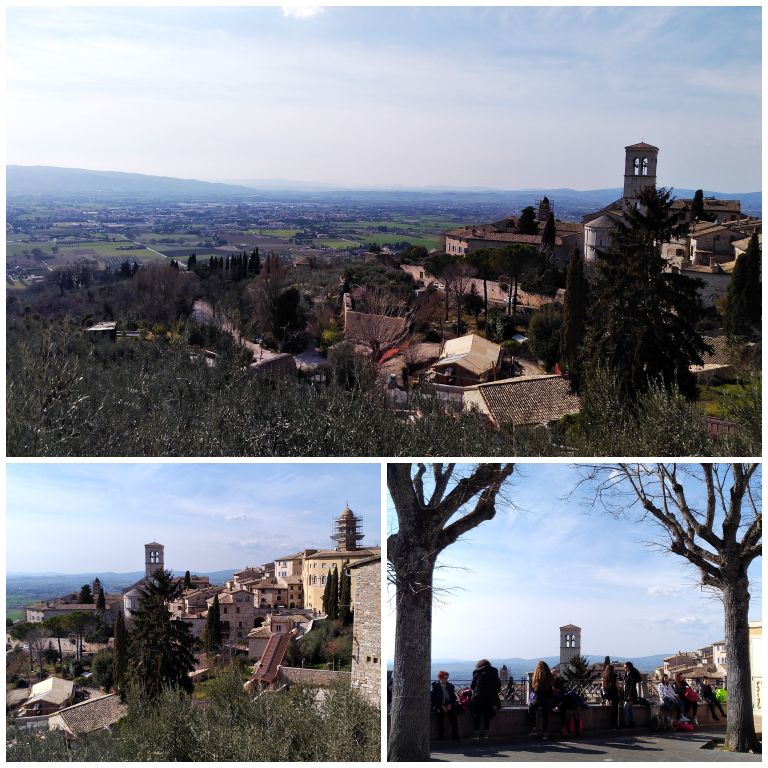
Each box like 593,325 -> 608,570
457,687 -> 472,712
566,712 -> 584,736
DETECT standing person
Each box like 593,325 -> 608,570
601,663 -> 620,727
528,660 -> 555,739
431,671 -> 460,741
470,659 -> 501,740
552,667 -> 580,736
699,676 -> 727,721
622,662 -> 641,728
673,672 -> 699,724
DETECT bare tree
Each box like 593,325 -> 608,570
442,261 -> 476,332
582,463 -> 761,753
387,463 -> 515,762
347,285 -> 413,363
26,625 -> 53,679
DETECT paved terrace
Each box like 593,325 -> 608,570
430,726 -> 762,762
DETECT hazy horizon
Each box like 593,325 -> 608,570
7,6 -> 761,190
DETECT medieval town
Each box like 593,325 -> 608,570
6,504 -> 381,760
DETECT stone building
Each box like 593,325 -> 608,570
349,556 -> 381,706
302,505 -> 380,612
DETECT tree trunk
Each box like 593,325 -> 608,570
722,575 -> 758,752
482,278 -> 488,325
388,542 -> 436,762
512,276 -> 519,326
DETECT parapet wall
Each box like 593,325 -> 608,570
430,701 -> 728,741
278,666 -> 351,688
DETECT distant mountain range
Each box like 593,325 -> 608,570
385,654 -> 672,679
6,165 -> 761,216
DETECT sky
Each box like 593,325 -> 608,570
386,463 -> 762,662
6,5 -> 761,191
6,462 -> 381,573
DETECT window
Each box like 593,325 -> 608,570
642,157 -> 649,176
236,607 -> 240,614
633,157 -> 640,176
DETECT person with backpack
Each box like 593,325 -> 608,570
528,660 -> 555,739
601,663 -> 620,728
673,672 -> 699,724
553,667 -> 583,737
430,670 -> 461,741
470,659 -> 501,740
622,662 -> 641,728
699,676 -> 726,721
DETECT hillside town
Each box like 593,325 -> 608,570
7,504 -> 381,747
7,140 -> 761,457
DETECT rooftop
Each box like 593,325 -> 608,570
433,334 -> 502,377
51,694 -> 128,736
469,375 -> 581,428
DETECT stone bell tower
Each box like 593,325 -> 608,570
145,541 -> 165,578
623,141 -> 658,201
560,624 -> 582,667
331,505 -> 364,552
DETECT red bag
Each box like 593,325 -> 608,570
676,720 -> 695,732
683,688 -> 699,702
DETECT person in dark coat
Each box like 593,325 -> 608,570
699,676 -> 726,721
431,670 -> 460,741
601,663 -> 621,728
622,662 -> 641,727
470,659 -> 501,739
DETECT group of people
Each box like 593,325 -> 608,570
600,661 -> 643,728
656,673 -> 726,724
430,660 -> 501,741
431,659 -> 728,742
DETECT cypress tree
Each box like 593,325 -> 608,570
587,186 -> 709,402
112,612 -> 128,695
338,561 -> 352,626
96,587 -> 106,614
203,593 -> 222,656
128,569 -> 196,698
327,567 -> 339,620
321,571 -> 335,616
78,584 -> 93,604
516,206 -> 538,235
724,232 -> 761,338
559,247 -> 588,388
691,189 -> 705,220
541,212 -> 557,256
183,570 -> 192,591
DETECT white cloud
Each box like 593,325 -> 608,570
282,6 -> 324,20
648,585 -> 685,597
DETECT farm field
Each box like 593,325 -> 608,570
134,231 -> 206,244
359,233 -> 440,250
312,238 -> 360,250
244,228 -> 303,238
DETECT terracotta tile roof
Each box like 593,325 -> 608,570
51,694 -> 127,736
470,375 -> 581,428
304,546 -> 381,560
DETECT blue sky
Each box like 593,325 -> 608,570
6,5 -> 761,190
386,464 -> 761,661
6,462 -> 381,573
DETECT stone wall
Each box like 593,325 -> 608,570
277,667 -> 351,687
351,558 -> 381,707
